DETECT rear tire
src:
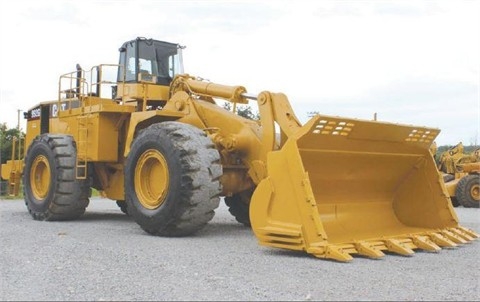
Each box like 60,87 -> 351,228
116,200 -> 129,215
450,197 -> 460,207
23,134 -> 90,221
125,122 -> 222,236
456,174 -> 480,208
225,189 -> 253,226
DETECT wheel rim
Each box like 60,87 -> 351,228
471,183 -> 480,202
30,155 -> 51,200
135,149 -> 169,209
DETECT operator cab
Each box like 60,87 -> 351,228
115,37 -> 184,106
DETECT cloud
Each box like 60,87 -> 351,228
0,0 -> 478,147
22,1 -> 84,25
293,76 -> 478,145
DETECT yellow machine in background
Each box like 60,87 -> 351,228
1,136 -> 24,196
436,143 -> 480,208
1,37 -> 477,262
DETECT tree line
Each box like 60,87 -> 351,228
0,123 -> 25,164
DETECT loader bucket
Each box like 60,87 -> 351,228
250,115 -> 478,262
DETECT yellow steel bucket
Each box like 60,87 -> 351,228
250,114 -> 478,262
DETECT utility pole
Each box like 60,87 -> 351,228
0,127 -> 2,195
17,109 -> 21,131
16,109 -> 22,164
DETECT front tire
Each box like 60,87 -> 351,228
225,189 -> 253,226
23,134 -> 90,220
456,174 -> 480,208
125,122 -> 222,236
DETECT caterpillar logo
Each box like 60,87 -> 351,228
51,103 -> 68,117
25,100 -> 80,121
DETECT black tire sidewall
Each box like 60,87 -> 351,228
23,134 -> 89,221
225,189 -> 253,226
455,174 -> 480,208
23,136 -> 57,213
450,197 -> 460,207
456,174 -> 480,208
116,200 -> 129,215
125,127 -> 184,228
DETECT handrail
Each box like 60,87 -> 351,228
57,64 -> 125,114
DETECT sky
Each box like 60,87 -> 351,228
0,0 -> 478,146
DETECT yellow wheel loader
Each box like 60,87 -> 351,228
437,143 -> 480,208
1,37 -> 477,262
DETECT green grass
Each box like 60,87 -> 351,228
91,188 -> 102,197
0,182 -> 23,199
0,194 -> 23,200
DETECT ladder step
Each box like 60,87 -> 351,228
8,171 -> 20,196
76,116 -> 88,179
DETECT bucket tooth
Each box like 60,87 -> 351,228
410,235 -> 441,252
354,241 -> 385,259
384,239 -> 414,256
440,230 -> 467,244
449,228 -> 475,242
429,233 -> 457,248
457,226 -> 479,239
322,245 -> 354,262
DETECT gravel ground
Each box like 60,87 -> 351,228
0,197 -> 479,301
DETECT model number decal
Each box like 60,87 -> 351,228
31,108 -> 41,118
26,100 -> 79,120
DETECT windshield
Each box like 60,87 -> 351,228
118,38 -> 183,85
